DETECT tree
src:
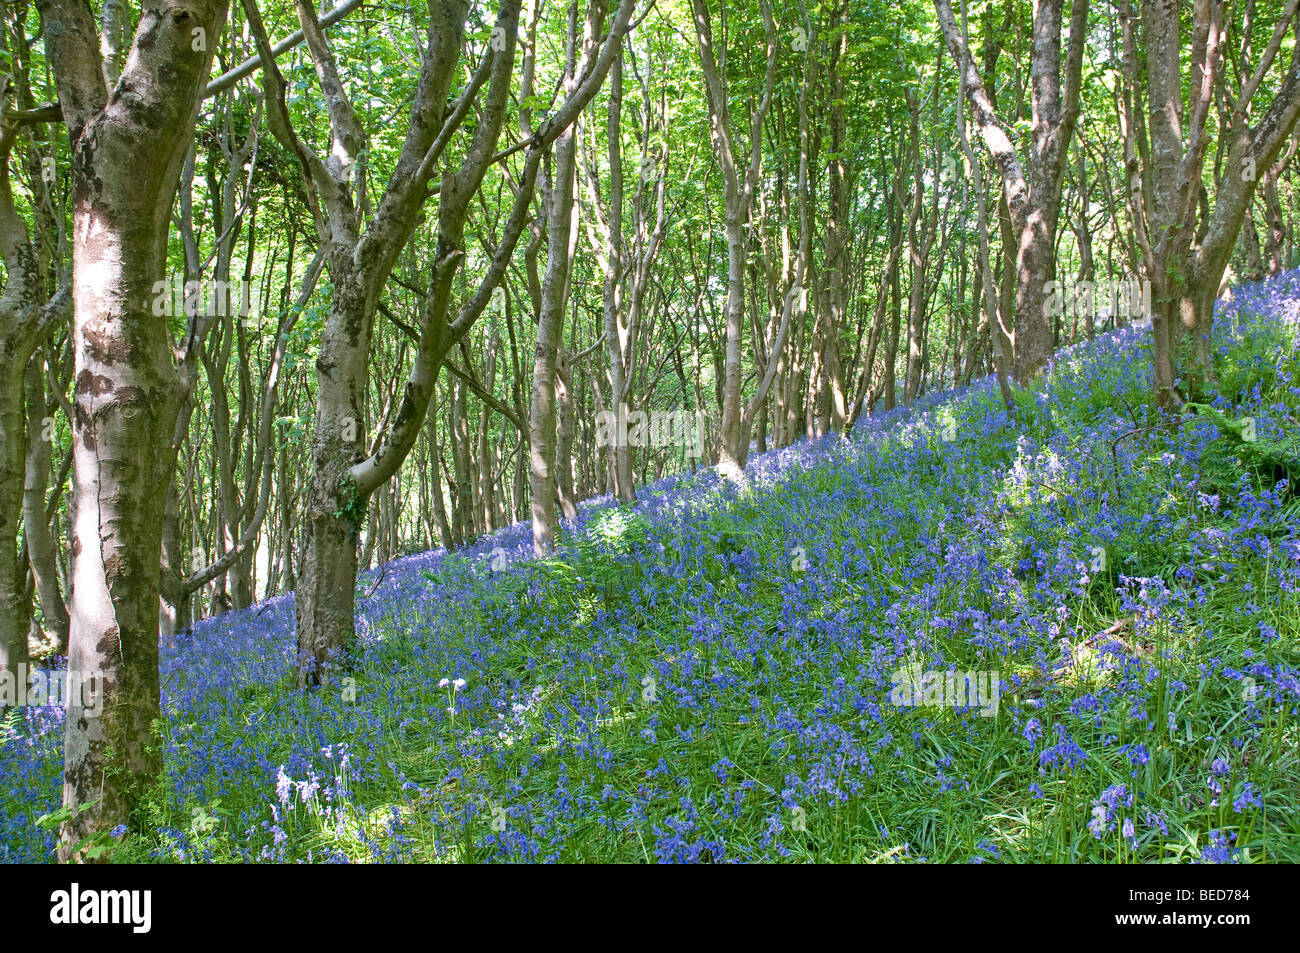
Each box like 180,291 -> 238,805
935,0 -> 1088,385
691,0 -> 782,475
34,0 -> 231,859
0,60 -> 67,691
1118,0 -> 1300,408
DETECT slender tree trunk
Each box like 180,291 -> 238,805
529,34 -> 582,554
555,342 -> 579,520
23,362 -> 69,652
692,0 -> 777,475
295,274 -> 369,681
935,0 -> 1088,384
37,0 -> 231,858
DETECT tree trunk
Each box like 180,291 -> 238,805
294,273 -> 370,683
37,0 -> 231,858
23,361 -> 69,652
935,0 -> 1087,385
529,55 -> 581,554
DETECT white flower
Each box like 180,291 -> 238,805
453,678 -> 467,691
438,678 -> 450,688
275,767 -> 294,806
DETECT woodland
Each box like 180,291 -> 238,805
1,0 -> 1299,863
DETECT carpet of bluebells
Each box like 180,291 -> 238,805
3,272 -> 1300,863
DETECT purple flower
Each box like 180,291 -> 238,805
1232,782 -> 1262,813
1198,830 -> 1239,864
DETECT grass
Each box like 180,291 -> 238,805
3,276 -> 1300,863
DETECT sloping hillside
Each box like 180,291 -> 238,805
4,273 -> 1299,863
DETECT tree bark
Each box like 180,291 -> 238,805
36,0 -> 230,858
23,360 -> 69,652
530,7 -> 585,555
692,0 -> 778,475
935,0 -> 1087,384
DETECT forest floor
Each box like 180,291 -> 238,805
4,272 -> 1300,863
